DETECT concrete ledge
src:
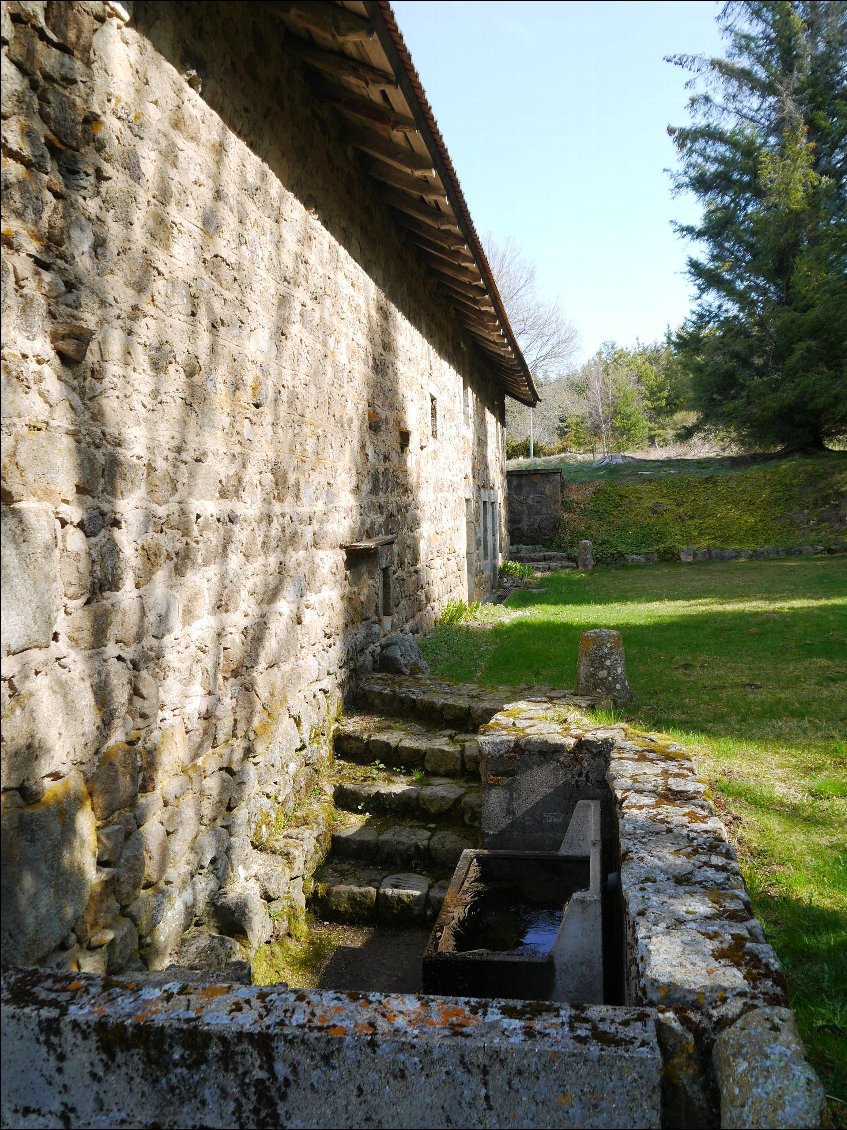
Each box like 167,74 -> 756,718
1,966 -> 662,1129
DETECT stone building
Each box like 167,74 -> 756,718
1,0 -> 537,972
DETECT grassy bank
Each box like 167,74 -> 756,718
507,452 -> 846,563
420,556 -> 847,1113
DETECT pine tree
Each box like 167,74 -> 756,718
668,1 -> 847,451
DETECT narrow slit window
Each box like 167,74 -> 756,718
430,394 -> 438,439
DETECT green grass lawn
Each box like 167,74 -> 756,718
421,556 -> 847,1112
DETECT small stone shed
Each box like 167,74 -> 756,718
0,0 -> 538,972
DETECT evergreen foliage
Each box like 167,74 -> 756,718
668,0 -> 847,451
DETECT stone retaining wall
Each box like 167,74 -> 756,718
1,0 -> 507,972
506,468 -> 562,546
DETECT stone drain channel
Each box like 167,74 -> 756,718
2,673 -> 824,1128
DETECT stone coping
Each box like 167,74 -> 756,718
1,966 -> 662,1129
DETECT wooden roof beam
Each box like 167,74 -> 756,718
393,213 -> 471,252
285,36 -> 396,89
347,125 -> 434,174
435,274 -> 496,307
317,83 -> 418,132
269,1 -> 376,41
417,247 -> 486,287
406,230 -> 475,269
366,159 -> 446,201
381,187 -> 462,233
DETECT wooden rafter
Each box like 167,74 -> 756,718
381,187 -> 461,233
318,83 -> 418,132
347,124 -> 434,174
285,36 -> 396,89
268,0 -> 376,41
366,159 -> 446,201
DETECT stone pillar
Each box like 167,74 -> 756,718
578,540 -> 594,571
575,629 -> 632,705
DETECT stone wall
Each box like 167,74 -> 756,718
1,0 -> 508,972
506,468 -> 561,547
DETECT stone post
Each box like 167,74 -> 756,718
575,629 -> 632,705
578,540 -> 594,571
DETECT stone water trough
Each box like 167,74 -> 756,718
423,801 -> 610,1003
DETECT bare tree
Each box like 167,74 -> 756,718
483,235 -> 579,384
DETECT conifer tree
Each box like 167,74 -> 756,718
668,1 -> 847,450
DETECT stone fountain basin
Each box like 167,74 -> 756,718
422,850 -> 592,1001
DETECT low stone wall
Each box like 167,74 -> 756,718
0,967 -> 663,1129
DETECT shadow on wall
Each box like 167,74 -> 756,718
1,0 -> 501,970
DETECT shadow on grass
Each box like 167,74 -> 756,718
746,885 -> 847,1101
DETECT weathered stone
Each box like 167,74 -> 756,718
378,872 -> 430,922
428,830 -> 472,869
96,822 -> 126,865
1,505 -> 61,655
577,539 -> 594,571
418,782 -> 465,815
87,741 -> 140,821
314,868 -> 380,924
428,878 -> 450,917
679,546 -> 694,563
332,824 -> 380,861
175,928 -> 246,972
378,826 -> 431,867
137,819 -> 168,886
0,773 -> 97,964
713,1007 -> 825,1129
377,632 -> 430,676
423,739 -> 463,776
574,628 -> 633,705
75,867 -> 119,940
207,886 -> 271,949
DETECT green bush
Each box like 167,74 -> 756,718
553,455 -> 846,564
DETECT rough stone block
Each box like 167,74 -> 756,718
0,772 -> 97,964
332,824 -> 379,861
378,826 -> 430,867
87,741 -> 140,822
378,873 -> 429,922
1,505 -> 61,655
428,830 -> 472,869
207,887 -> 271,949
713,1007 -> 825,1129
418,783 -> 464,815
423,740 -> 463,776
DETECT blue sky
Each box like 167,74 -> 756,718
392,1 -> 727,363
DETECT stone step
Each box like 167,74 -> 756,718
334,713 -> 479,778
311,863 -> 450,926
331,821 -> 478,871
509,550 -> 574,564
333,775 -> 481,827
355,674 -> 594,727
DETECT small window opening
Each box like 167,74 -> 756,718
399,428 -> 410,452
430,395 -> 438,439
381,567 -> 393,616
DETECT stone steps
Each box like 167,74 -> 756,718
312,861 -> 451,926
334,712 -> 479,778
333,774 -> 481,827
355,673 -> 594,726
331,820 -> 477,872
